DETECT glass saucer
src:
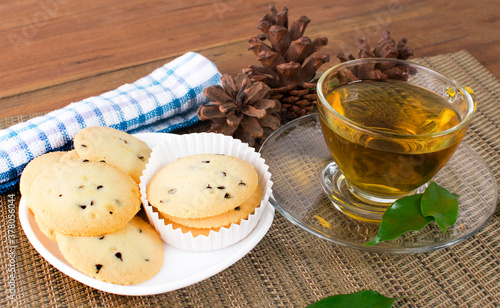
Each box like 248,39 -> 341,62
259,114 -> 498,254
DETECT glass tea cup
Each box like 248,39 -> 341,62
316,58 -> 476,223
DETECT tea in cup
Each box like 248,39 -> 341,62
316,58 -> 475,222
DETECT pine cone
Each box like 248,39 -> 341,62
244,5 -> 330,123
337,31 -> 414,81
197,73 -> 281,147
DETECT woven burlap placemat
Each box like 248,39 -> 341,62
1,50 -> 499,307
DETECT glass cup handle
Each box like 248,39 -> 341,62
464,86 -> 475,101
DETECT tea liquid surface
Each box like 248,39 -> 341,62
327,80 -> 460,136
320,80 -> 462,196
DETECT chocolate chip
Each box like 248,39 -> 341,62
78,185 -> 84,189
97,185 -> 103,190
109,211 -> 113,215
58,194 -> 63,197
115,252 -> 123,261
119,138 -> 128,144
138,229 -> 142,233
238,181 -> 246,186
95,264 -> 103,273
90,201 -> 94,206
138,156 -> 145,161
159,200 -> 163,203
82,159 -> 89,163
168,188 -> 177,194
206,184 -> 212,189
217,186 -> 225,190
220,172 -> 227,176
201,160 -> 210,163
79,205 -> 87,209
234,206 -> 240,211
100,160 -> 106,163
99,236 -> 105,240
145,258 -> 150,262
224,193 -> 230,199
81,144 -> 87,148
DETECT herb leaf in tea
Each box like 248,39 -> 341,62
364,194 -> 434,246
364,182 -> 459,246
306,290 -> 399,308
421,182 -> 459,233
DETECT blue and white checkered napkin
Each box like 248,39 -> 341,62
0,52 -> 221,193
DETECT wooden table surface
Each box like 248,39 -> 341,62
1,0 -> 499,119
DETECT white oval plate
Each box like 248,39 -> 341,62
19,132 -> 275,296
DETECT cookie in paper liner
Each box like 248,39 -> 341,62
140,133 -> 273,252
147,153 -> 259,219
161,184 -> 262,229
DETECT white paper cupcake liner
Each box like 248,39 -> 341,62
139,132 -> 273,251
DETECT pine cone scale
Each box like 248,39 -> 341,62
197,105 -> 226,120
219,102 -> 237,113
275,6 -> 288,27
289,16 -> 310,41
241,105 -> 267,119
284,37 -> 312,63
227,111 -> 244,127
258,114 -> 281,129
253,99 -> 280,112
208,120 -> 238,136
221,75 -> 238,98
245,82 -> 270,104
202,86 -> 232,104
241,116 -> 264,138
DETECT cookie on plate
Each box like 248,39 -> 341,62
163,184 -> 262,229
20,151 -> 65,209
59,149 -> 80,162
147,154 -> 259,219
34,215 -> 57,242
29,159 -> 141,236
56,216 -> 164,285
73,126 -> 151,183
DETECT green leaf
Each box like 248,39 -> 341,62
421,182 -> 459,233
307,290 -> 399,308
364,194 -> 434,246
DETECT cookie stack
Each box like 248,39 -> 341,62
20,127 -> 164,285
147,153 -> 262,237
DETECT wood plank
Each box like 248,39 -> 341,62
1,0 -> 499,119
